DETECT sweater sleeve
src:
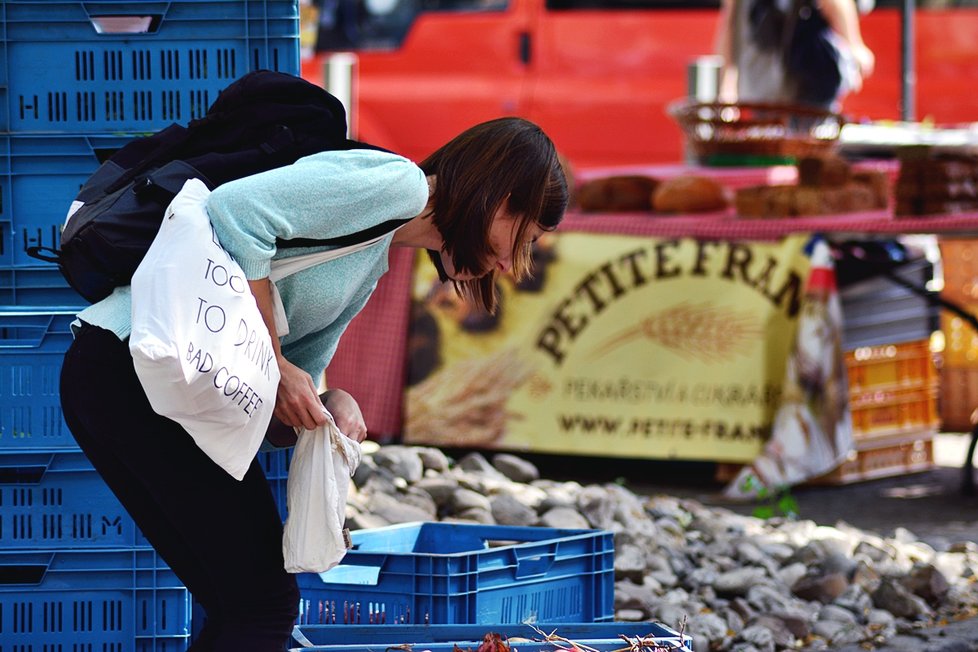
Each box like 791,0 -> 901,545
205,149 -> 428,279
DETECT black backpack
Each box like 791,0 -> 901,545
28,69 -> 398,304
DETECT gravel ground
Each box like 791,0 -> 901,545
523,431 -> 978,651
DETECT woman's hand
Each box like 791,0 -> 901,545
246,277 -> 324,431
244,278 -> 366,441
323,389 -> 368,443
273,357 -> 330,431
851,41 -> 875,81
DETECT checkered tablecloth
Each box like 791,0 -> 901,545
327,165 -> 977,440
325,247 -> 415,440
561,209 -> 978,241
575,163 -> 798,189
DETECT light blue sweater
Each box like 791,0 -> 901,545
76,148 -> 429,379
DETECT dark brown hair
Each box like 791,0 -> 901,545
420,117 -> 568,312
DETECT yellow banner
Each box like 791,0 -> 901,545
404,232 -> 812,462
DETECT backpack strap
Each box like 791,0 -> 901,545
104,124 -> 194,194
268,217 -> 413,337
276,217 -> 414,250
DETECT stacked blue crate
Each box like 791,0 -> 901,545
0,0 -> 302,307
0,2 -> 301,650
290,622 -> 693,651
294,522 -> 616,627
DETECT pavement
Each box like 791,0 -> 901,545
529,431 -> 978,651
673,432 -> 978,550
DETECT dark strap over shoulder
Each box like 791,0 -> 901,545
277,217 -> 413,250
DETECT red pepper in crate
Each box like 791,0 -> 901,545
479,633 -> 510,652
452,632 -> 510,652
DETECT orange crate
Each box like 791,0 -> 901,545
850,385 -> 939,437
941,309 -> 978,367
811,432 -> 935,485
845,339 -> 936,393
939,239 -> 978,305
939,365 -> 978,432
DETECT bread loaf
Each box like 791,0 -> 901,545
845,183 -> 877,212
798,155 -> 851,187
895,150 -> 978,215
736,181 -> 884,218
734,186 -> 768,218
652,175 -> 728,213
575,175 -> 659,212
735,184 -> 795,218
793,187 -> 822,216
850,170 -> 890,208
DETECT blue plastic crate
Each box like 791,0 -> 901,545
0,267 -> 88,307
0,309 -> 78,449
296,522 -> 615,626
258,446 -> 292,520
0,133 -> 136,278
0,449 -> 150,548
291,623 -> 693,652
0,548 -> 191,651
0,0 -> 299,132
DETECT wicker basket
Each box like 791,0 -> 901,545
669,100 -> 845,165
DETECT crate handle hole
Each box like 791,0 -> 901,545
0,564 -> 47,585
316,564 -> 382,586
514,553 -> 555,578
89,15 -> 162,35
0,465 -> 46,485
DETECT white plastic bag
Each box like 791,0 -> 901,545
129,179 -> 281,481
283,411 -> 362,573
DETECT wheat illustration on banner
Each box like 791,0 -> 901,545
590,302 -> 762,363
406,348 -> 535,446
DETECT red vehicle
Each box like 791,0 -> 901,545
301,0 -> 978,169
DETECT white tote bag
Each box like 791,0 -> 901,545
130,179 -> 281,480
130,179 -> 399,480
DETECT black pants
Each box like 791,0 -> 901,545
60,323 -> 299,651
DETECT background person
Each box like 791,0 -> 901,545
715,0 -> 875,110
59,117 -> 568,652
